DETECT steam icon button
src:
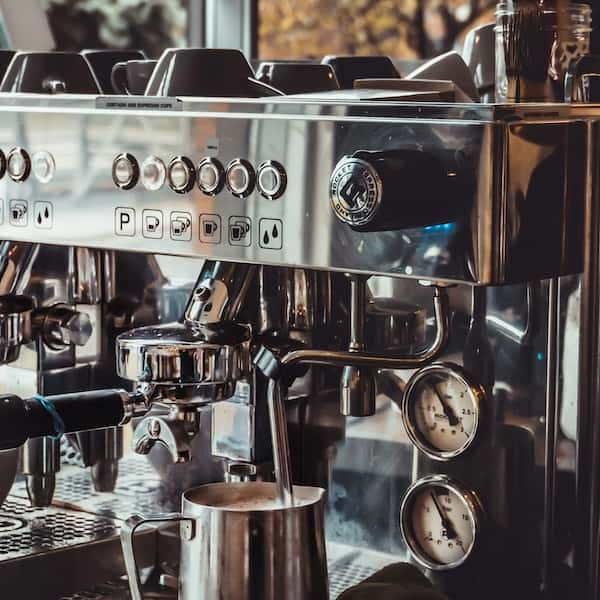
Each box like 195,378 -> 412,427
228,216 -> 252,247
259,218 -> 283,250
34,201 -> 53,229
200,214 -> 221,244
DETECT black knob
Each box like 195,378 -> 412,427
330,150 -> 467,231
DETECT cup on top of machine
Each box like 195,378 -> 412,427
111,59 -> 158,95
121,481 -> 329,600
81,49 -> 146,94
0,51 -> 101,94
144,48 -> 283,97
256,61 -> 340,94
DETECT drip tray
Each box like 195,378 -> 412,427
0,496 -> 156,599
10,455 -> 164,521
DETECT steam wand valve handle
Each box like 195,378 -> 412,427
0,389 -> 149,451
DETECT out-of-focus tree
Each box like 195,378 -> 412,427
259,0 -> 496,60
42,0 -> 187,57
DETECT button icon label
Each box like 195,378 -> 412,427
259,218 -> 283,250
228,216 -> 251,247
143,209 -> 163,239
115,207 -> 135,236
9,200 -> 28,227
200,214 -> 221,244
170,211 -> 192,241
34,201 -> 53,229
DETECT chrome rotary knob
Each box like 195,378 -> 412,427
330,156 -> 382,227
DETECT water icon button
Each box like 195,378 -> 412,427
259,218 -> 283,250
34,201 -> 53,229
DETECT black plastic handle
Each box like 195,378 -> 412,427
0,389 -> 128,450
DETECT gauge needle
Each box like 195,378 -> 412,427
431,385 -> 460,426
430,491 -> 457,539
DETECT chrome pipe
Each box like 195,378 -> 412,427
279,287 -> 449,371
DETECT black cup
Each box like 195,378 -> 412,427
256,62 -> 339,94
0,51 -> 100,94
321,55 -> 400,89
81,49 -> 146,94
111,59 -> 157,95
145,48 -> 282,97
0,50 -> 15,85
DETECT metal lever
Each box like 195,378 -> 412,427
133,411 -> 200,463
255,286 -> 449,378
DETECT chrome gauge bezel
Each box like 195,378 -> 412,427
400,474 -> 483,571
401,362 -> 485,461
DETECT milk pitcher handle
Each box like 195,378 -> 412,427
120,513 -> 195,600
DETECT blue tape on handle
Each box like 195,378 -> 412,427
32,395 -> 65,440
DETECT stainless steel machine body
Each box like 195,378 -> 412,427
0,93 -> 596,599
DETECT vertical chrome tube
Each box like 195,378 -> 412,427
576,120 -> 600,600
542,278 -> 560,595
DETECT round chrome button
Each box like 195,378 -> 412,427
168,156 -> 196,194
257,160 -> 287,200
112,153 -> 139,190
32,151 -> 56,184
141,156 -> 166,191
197,157 -> 225,196
226,159 -> 255,198
7,148 -> 31,182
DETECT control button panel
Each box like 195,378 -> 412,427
112,153 -> 139,190
7,148 -> 32,183
168,156 -> 196,194
197,157 -> 225,196
257,161 -> 287,200
226,159 -> 255,198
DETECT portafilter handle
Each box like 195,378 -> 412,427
0,389 -> 148,450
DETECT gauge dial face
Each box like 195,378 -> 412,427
400,476 -> 480,570
402,364 -> 483,459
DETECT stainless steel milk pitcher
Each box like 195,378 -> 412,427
121,481 -> 329,600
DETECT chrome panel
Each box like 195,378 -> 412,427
0,96 -> 591,284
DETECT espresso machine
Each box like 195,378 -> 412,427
0,33 -> 597,600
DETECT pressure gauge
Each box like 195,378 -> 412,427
402,363 -> 484,460
400,475 -> 482,571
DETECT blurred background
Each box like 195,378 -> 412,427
40,0 -> 503,60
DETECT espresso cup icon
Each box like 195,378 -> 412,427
146,215 -> 160,232
204,220 -> 218,236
